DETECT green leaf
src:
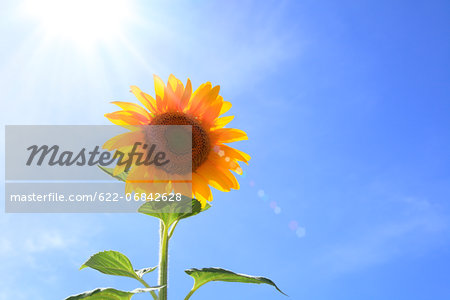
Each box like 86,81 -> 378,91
135,266 -> 157,278
80,251 -> 158,299
80,250 -> 141,281
98,166 -> 129,182
138,197 -> 211,226
185,267 -> 287,297
65,287 -> 161,300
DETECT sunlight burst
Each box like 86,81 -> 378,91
23,0 -> 133,47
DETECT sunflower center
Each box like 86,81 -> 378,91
150,112 -> 210,172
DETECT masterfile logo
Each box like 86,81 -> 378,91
4,125 -> 193,213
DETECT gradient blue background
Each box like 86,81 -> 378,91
1,0 -> 449,299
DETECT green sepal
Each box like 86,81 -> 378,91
138,197 -> 211,227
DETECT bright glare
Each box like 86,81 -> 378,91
23,0 -> 132,47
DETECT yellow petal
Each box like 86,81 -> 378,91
219,101 -> 232,115
130,86 -> 157,115
206,154 -> 240,189
153,75 -> 167,112
105,111 -> 147,125
196,160 -> 233,192
192,172 -> 212,206
153,75 -> 165,101
213,115 -> 234,129
168,74 -> 184,97
207,85 -> 220,103
219,144 -> 251,163
199,93 -> 222,127
197,86 -> 220,113
188,82 -> 212,114
211,128 -> 248,143
179,78 -> 192,111
102,130 -> 143,151
111,101 -> 151,119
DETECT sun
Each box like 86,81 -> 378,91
22,0 -> 133,48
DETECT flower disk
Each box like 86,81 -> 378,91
150,112 -> 210,172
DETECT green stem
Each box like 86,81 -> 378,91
183,290 -> 195,300
168,220 -> 179,240
137,277 -> 158,300
183,283 -> 205,300
158,220 -> 170,300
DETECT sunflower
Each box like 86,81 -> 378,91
103,74 -> 250,207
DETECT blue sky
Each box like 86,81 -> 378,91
1,0 -> 450,299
